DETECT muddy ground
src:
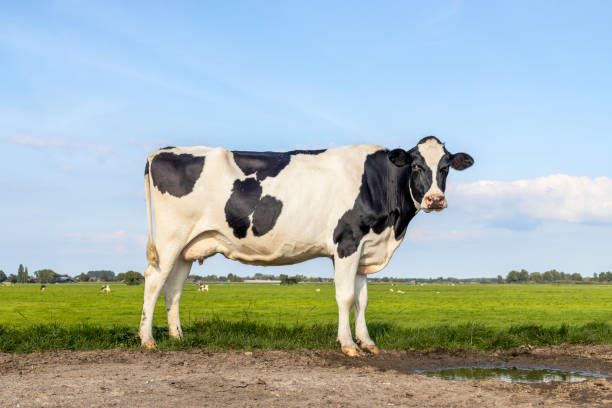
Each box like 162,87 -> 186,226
0,345 -> 610,407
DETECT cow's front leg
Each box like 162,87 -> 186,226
334,254 -> 361,356
139,253 -> 178,349
354,273 -> 380,354
163,258 -> 192,339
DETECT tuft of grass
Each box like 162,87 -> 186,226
0,320 -> 609,353
0,324 -> 140,352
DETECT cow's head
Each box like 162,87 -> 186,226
388,136 -> 474,212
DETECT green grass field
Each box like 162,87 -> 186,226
0,283 -> 610,352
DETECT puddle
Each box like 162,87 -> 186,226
416,366 -> 609,383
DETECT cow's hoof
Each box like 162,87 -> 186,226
362,344 -> 381,355
142,340 -> 157,350
341,347 -> 361,357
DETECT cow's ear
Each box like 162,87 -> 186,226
450,152 -> 474,171
388,149 -> 409,167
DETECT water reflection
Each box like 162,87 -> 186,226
416,366 -> 608,383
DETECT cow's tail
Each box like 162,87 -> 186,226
145,159 -> 159,268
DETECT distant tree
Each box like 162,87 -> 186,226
518,269 -> 529,282
0,270 -> 6,282
530,272 -> 543,282
496,275 -> 503,284
8,274 -> 17,283
226,273 -> 242,282
123,271 -> 144,285
280,276 -> 299,285
35,269 -> 59,284
253,272 -> 276,280
87,270 -> 115,282
115,273 -> 126,282
598,272 -> 612,282
548,269 -> 562,281
77,273 -> 89,282
17,264 -> 29,283
570,273 -> 583,281
506,270 -> 520,283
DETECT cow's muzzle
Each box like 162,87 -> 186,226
423,194 -> 446,211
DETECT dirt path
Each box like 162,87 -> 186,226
1,345 -> 610,407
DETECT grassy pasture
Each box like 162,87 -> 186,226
0,283 -> 610,352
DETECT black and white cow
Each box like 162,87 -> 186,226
139,136 -> 473,356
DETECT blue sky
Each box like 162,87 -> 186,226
0,1 -> 611,278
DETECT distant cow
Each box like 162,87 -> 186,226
40,285 -> 46,291
100,285 -> 111,293
198,284 -> 209,292
138,137 -> 473,356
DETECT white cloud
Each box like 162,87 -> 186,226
8,135 -> 70,148
7,135 -> 114,156
450,174 -> 612,224
404,228 -> 486,242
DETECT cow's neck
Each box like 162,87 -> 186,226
326,149 -> 417,259
371,150 -> 417,240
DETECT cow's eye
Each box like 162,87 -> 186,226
440,166 -> 449,174
412,164 -> 423,172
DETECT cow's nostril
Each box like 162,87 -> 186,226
425,194 -> 446,208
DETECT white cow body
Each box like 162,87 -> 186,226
151,145 -> 396,272
138,138 -> 473,356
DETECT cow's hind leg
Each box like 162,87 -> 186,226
139,253 -> 179,349
334,254 -> 361,356
354,273 -> 380,354
164,258 -> 192,339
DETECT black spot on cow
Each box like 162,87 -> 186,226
150,152 -> 205,197
289,149 -> 327,155
224,178 -> 262,239
408,149 -> 433,206
144,161 -> 149,176
252,195 -> 283,236
225,178 -> 285,239
232,149 -> 326,181
333,150 -> 417,258
160,146 -> 176,150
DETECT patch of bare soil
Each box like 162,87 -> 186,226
0,346 -> 610,408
